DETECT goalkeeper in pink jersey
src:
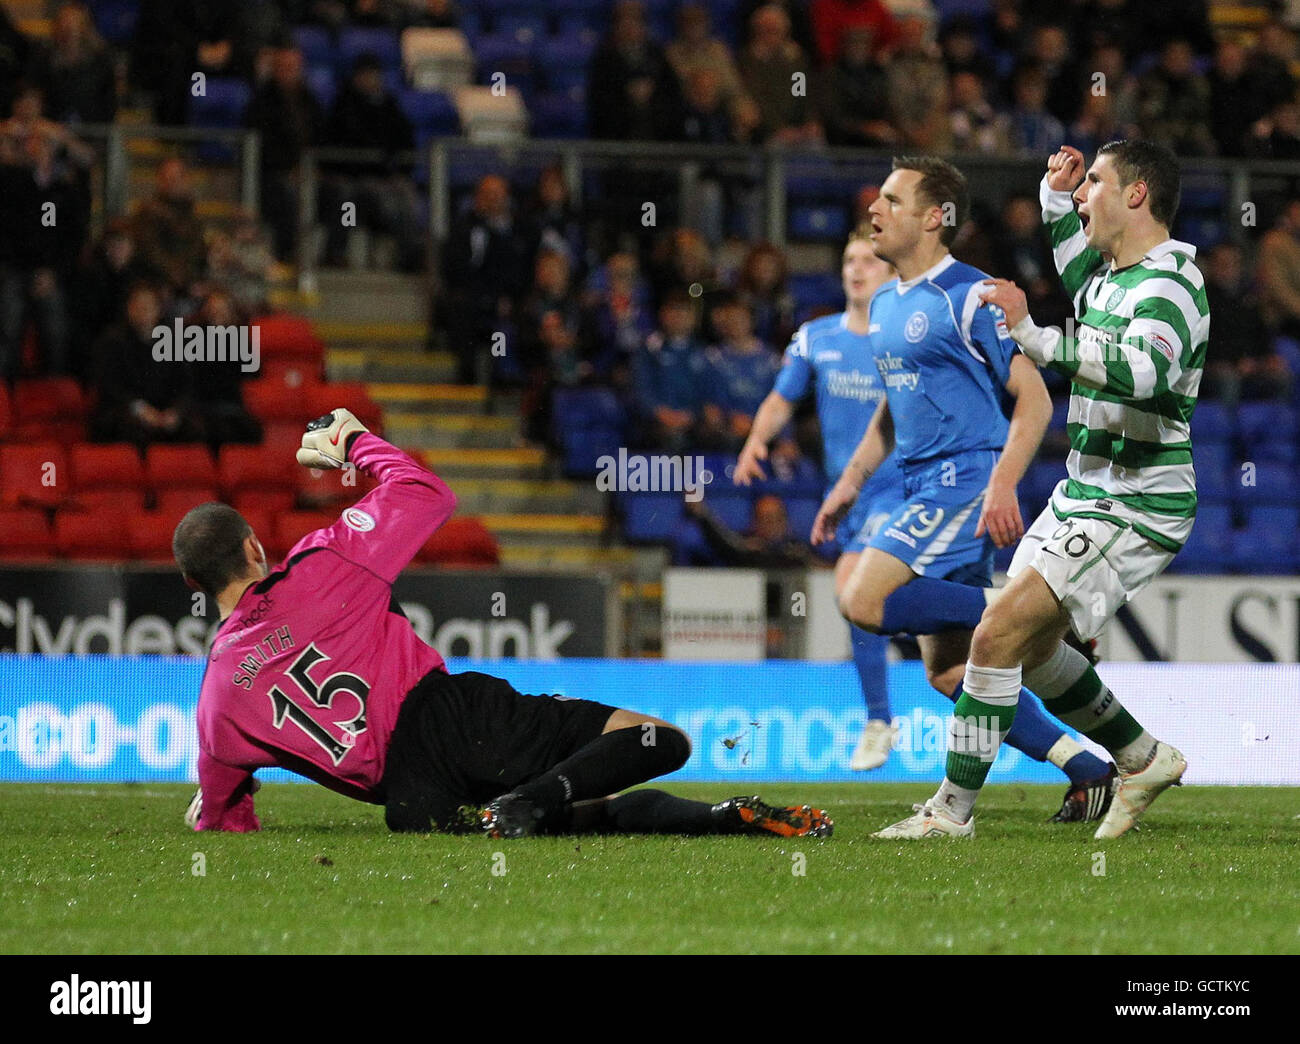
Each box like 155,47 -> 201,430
174,407 -> 832,840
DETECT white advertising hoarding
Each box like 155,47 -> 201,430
662,568 -> 766,661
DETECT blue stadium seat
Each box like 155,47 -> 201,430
788,272 -> 844,313
1049,396 -> 1070,432
624,493 -> 684,543
530,91 -> 587,138
92,0 -> 140,45
789,204 -> 850,243
398,89 -> 461,140
552,387 -> 627,477
536,34 -> 597,91
188,77 -> 252,128
1232,461 -> 1298,505
671,517 -> 710,564
755,456 -> 824,497
293,25 -> 335,67
473,34 -> 538,92
305,65 -> 338,110
494,13 -> 548,44
1023,459 -> 1062,506
1192,440 -> 1232,501
1238,401 -> 1298,464
784,496 -> 821,541
338,27 -> 402,73
1190,400 -> 1234,441
1232,506 -> 1300,572
1168,504 -> 1231,574
703,492 -> 754,532
933,0 -> 995,22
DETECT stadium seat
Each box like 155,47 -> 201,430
754,456 -> 824,498
65,488 -> 148,514
1190,400 -> 1234,441
258,356 -> 325,390
1232,461 -> 1298,505
91,0 -> 141,45
69,443 -> 145,493
1238,401 -> 1298,464
494,13 -> 547,44
272,510 -> 338,559
0,381 -> 11,439
1168,504 -> 1231,574
232,488 -> 297,517
623,493 -> 684,543
0,508 -> 53,559
1192,442 -> 1232,501
401,28 -> 475,90
251,314 -> 326,365
416,516 -> 501,565
529,90 -> 587,137
155,487 -> 222,517
245,379 -> 312,425
789,204 -> 850,243
788,272 -> 844,314
11,378 -> 87,442
551,387 -> 625,477
297,464 -> 377,508
188,77 -> 252,128
305,65 -> 338,111
784,496 -> 821,541
339,27 -> 403,74
0,443 -> 69,509
145,445 -> 219,493
218,445 -> 299,500
398,88 -> 461,143
54,510 -> 123,559
306,383 -> 383,431
1232,506 -> 1300,572
292,25 -> 335,68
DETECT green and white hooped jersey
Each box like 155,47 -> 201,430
1040,177 -> 1211,552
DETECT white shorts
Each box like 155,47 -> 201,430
1008,499 -> 1177,642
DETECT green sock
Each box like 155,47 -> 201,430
944,666 -> 1021,793
1038,664 -> 1153,772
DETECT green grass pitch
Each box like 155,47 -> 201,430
2,782 -> 1297,955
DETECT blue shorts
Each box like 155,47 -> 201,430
837,491 -> 905,555
867,449 -> 998,586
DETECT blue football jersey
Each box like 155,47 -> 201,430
774,312 -> 904,498
703,343 -> 782,418
867,255 -> 1019,464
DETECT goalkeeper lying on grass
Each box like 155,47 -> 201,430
174,408 -> 832,840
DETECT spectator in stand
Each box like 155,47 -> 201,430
350,0 -> 400,28
0,6 -> 30,117
939,15 -> 995,85
886,13 -> 948,151
990,193 -> 1072,331
206,210 -> 273,315
734,242 -> 795,351
1257,199 -> 1300,341
26,2 -> 116,125
649,227 -> 720,307
245,44 -> 324,262
189,287 -> 263,447
1247,100 -> 1300,162
403,0 -> 461,30
738,4 -> 823,146
1008,62 -> 1066,154
738,0 -> 817,57
322,53 -> 422,271
809,0 -> 898,66
440,173 -> 531,384
685,493 -> 816,572
581,251 -> 653,379
819,25 -> 897,147
519,248 -> 583,378
131,0 -> 254,125
1248,20 -> 1297,120
133,156 -> 207,298
75,218 -> 149,379
1135,38 -> 1215,157
1209,38 -> 1255,159
522,164 -> 588,279
634,290 -> 708,452
0,114 -> 88,379
948,71 -> 1012,154
1202,241 -> 1290,404
699,293 -> 779,451
676,67 -> 760,245
587,1 -> 683,142
1024,23 -> 1081,126
666,3 -> 749,115
90,281 -> 203,445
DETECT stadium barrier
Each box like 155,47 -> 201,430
1,655 -> 1295,786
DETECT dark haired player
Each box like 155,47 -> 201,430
175,409 -> 832,839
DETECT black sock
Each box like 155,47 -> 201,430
512,726 -> 690,817
601,789 -> 722,834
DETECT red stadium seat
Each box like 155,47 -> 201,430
54,510 -> 122,559
271,510 -> 336,559
144,444 -> 219,493
0,508 -> 54,559
0,383 -> 11,439
261,422 -> 304,458
128,511 -> 188,561
155,487 -> 222,516
232,487 -> 296,516
251,314 -> 326,364
70,443 -> 146,493
307,383 -> 383,432
416,516 -> 500,566
11,378 -> 87,442
297,464 -> 378,508
218,444 -> 299,498
64,488 -> 148,514
0,442 -> 69,509
244,378 -> 310,425
258,356 -> 325,390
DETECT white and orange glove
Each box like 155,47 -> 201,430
295,408 -> 370,469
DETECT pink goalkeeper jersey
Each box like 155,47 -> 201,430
194,434 -> 456,831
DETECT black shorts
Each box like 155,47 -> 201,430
380,669 -> 618,832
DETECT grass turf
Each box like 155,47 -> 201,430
2,782 -> 1297,955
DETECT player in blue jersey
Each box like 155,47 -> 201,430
812,157 -> 1117,825
735,227 -> 905,770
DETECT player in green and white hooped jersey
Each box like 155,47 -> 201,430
875,140 -> 1207,841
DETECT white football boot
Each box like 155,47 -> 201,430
1093,741 -> 1187,840
872,802 -> 974,840
850,719 -> 898,771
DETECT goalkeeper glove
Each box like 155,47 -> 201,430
296,408 -> 369,469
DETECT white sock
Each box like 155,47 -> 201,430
1046,734 -> 1085,771
932,778 -> 979,823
